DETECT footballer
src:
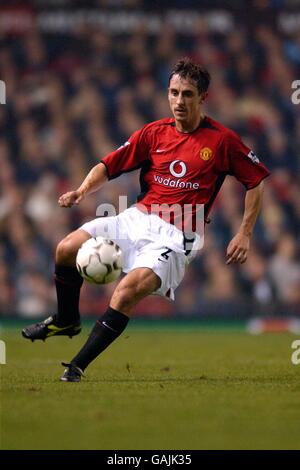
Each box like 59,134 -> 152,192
22,58 -> 270,382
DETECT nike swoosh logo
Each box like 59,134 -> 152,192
102,321 -> 118,333
46,324 -> 72,337
156,149 -> 165,153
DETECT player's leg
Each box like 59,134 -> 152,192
22,229 -> 91,341
54,229 -> 91,324
22,213 -> 121,342
109,267 -> 161,313
60,267 -> 160,382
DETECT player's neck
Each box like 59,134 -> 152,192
175,114 -> 205,133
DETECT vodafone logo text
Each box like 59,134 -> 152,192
153,175 -> 199,189
153,160 -> 199,189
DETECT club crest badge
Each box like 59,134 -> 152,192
200,147 -> 213,161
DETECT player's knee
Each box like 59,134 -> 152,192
112,282 -> 143,312
135,271 -> 161,295
113,286 -> 135,310
56,235 -> 78,264
114,276 -> 159,310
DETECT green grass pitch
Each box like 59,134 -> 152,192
1,321 -> 300,450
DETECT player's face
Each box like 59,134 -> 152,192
168,74 -> 206,132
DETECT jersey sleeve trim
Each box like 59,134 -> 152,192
100,160 -> 111,179
106,163 -> 145,181
245,172 -> 270,190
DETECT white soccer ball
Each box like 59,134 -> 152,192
76,237 -> 123,284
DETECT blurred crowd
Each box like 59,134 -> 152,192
0,17 -> 300,318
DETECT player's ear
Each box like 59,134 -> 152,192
199,91 -> 208,103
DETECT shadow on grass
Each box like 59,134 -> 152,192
83,373 -> 297,385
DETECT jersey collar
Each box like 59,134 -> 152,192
171,116 -> 209,134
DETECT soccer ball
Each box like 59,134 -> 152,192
76,237 -> 123,284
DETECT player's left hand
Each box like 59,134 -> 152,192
226,232 -> 250,265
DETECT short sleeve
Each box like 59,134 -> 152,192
221,131 -> 270,189
101,126 -> 150,180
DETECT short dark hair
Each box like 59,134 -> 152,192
168,57 -> 211,94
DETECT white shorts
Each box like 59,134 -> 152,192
80,207 -> 202,300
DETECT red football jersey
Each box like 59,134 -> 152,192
101,117 -> 270,231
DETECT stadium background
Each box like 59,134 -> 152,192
0,0 -> 300,321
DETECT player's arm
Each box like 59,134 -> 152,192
59,126 -> 150,208
226,181 -> 264,265
58,162 -> 108,208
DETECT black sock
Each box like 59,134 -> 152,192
71,307 -> 129,371
54,264 -> 83,325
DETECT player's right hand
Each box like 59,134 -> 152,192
58,190 -> 84,208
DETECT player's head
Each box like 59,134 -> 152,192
168,57 -> 211,95
168,58 -> 210,131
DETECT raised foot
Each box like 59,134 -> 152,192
22,316 -> 81,341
